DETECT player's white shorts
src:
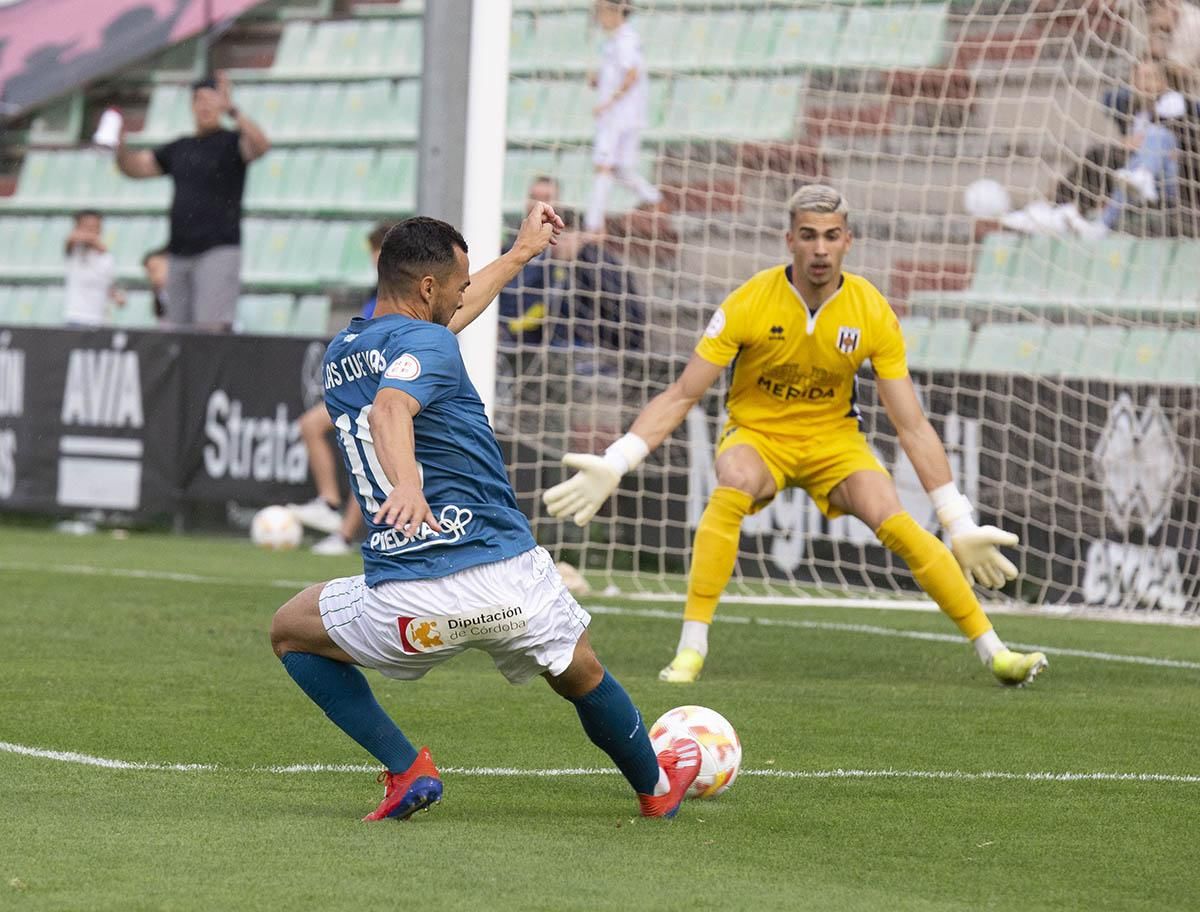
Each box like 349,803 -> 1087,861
318,547 -> 591,685
593,122 -> 642,171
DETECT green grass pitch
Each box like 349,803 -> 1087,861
2,527 -> 1198,911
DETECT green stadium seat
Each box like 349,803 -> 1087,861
768,10 -> 845,69
321,149 -> 368,212
41,285 -> 66,325
138,84 -> 190,144
968,323 -> 1047,373
510,14 -> 537,74
1083,235 -> 1137,299
389,19 -> 423,77
899,315 -> 931,363
236,294 -> 295,334
291,295 -> 332,336
641,12 -> 686,70
655,76 -> 732,139
304,21 -> 361,77
9,285 -> 44,324
1120,238 -> 1176,303
1160,240 -> 1200,305
28,93 -> 84,147
684,11 -> 746,71
245,149 -> 291,210
281,149 -> 324,208
1035,324 -> 1088,375
1115,327 -> 1171,381
968,232 -> 1020,297
365,149 -> 417,214
316,221 -> 355,284
270,21 -> 313,74
1008,235 -> 1060,302
1075,325 -> 1128,378
540,80 -> 592,142
836,5 -> 948,69
1160,329 -> 1200,383
389,80 -> 421,143
0,216 -> 71,280
339,221 -> 378,286
508,81 -> 543,141
112,290 -> 158,328
912,317 -> 970,370
504,150 -> 559,212
331,81 -> 392,142
245,219 -> 323,288
1043,238 -> 1096,300
523,12 -> 591,75
727,77 -> 804,140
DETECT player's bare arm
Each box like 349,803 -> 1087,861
447,202 -> 564,334
544,353 -> 724,526
367,387 -> 443,534
877,374 -> 1018,589
875,375 -> 954,491
115,129 -> 163,179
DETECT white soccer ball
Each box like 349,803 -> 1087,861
250,505 -> 303,551
649,705 -> 742,799
963,179 -> 1012,218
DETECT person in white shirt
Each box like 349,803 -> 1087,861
585,0 -> 662,233
63,209 -> 123,327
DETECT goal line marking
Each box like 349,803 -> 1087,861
587,604 -> 1200,671
2,741 -> 1197,784
1,561 -> 1196,671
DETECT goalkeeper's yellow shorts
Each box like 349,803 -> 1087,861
715,421 -> 890,519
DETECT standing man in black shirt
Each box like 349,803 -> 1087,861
117,72 -> 270,330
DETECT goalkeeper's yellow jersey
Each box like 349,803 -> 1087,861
694,265 -> 908,436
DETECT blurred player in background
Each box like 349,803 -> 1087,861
270,208 -> 701,821
544,184 -> 1048,688
116,71 -> 269,330
585,0 -> 662,233
289,221 -> 397,554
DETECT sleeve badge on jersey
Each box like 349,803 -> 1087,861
704,308 -> 727,339
385,353 -> 422,381
836,326 -> 861,354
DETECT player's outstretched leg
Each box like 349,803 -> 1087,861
876,512 -> 1047,686
660,486 -> 756,683
546,634 -> 700,817
270,583 -> 443,820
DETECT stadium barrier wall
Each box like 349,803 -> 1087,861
0,325 -> 1194,616
0,325 -> 325,516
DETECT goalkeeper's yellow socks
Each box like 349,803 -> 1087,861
875,511 -> 994,643
683,486 -> 755,629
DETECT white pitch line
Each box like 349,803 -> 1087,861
588,605 -> 1200,671
2,561 -> 1198,670
2,742 -> 1198,784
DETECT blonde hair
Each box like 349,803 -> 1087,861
787,184 -> 850,224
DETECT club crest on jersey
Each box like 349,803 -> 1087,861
836,326 -> 861,354
385,353 -> 421,381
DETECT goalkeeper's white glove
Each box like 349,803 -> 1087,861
930,483 -> 1019,590
542,433 -> 650,527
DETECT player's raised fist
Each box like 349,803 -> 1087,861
513,201 -> 565,261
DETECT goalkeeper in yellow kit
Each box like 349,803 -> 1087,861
543,185 -> 1047,687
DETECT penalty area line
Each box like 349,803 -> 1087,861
2,562 -> 1196,671
2,741 -> 1198,784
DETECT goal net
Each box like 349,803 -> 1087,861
494,0 -> 1200,617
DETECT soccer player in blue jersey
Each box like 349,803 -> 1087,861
270,207 -> 700,822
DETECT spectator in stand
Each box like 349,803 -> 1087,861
116,71 -> 269,331
63,209 -> 124,327
500,207 -> 644,356
289,221 -> 397,555
585,0 -> 662,234
142,247 -> 169,321
1148,0 -> 1200,91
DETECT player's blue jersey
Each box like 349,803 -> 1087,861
323,313 -> 536,586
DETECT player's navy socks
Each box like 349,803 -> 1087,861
569,670 -> 660,795
280,652 -> 418,772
